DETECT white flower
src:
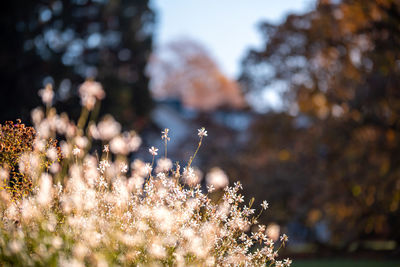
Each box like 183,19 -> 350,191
267,223 -> 280,241
97,115 -> 121,140
8,240 -> 22,253
207,184 -> 215,193
261,200 -> 269,210
205,167 -> 229,190
88,124 -> 100,139
155,158 -> 173,173
72,146 -> 81,156
197,127 -> 208,138
126,132 -> 141,152
74,136 -> 88,149
149,146 -> 158,156
37,173 -> 53,206
98,160 -> 110,174
110,136 -> 127,155
145,163 -> 153,174
280,234 -> 288,242
284,258 -> 292,266
183,167 -> 202,186
161,128 -> 170,141
31,107 -> 44,125
78,80 -> 105,110
120,163 -> 128,173
46,147 -> 58,161
103,145 -> 109,153
131,159 -> 148,177
38,84 -> 54,105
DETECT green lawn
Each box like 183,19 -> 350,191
293,259 -> 400,267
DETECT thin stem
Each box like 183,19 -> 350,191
77,107 -> 89,130
89,100 -> 101,123
188,137 -> 203,168
164,139 -> 167,159
148,155 -> 155,180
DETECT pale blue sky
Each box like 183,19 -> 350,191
151,0 -> 315,78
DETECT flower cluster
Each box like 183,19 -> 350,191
0,80 -> 290,266
0,120 -> 61,201
78,80 -> 105,110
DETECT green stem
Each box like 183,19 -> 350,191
188,137 -> 203,168
164,140 -> 167,159
77,107 -> 89,131
148,155 -> 155,180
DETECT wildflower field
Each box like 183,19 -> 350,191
0,82 -> 291,266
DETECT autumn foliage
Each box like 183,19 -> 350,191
0,120 -> 61,200
240,0 -> 400,246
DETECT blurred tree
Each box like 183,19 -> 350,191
0,0 -> 154,128
240,0 -> 400,246
147,39 -> 245,111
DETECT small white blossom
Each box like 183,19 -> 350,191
183,167 -> 202,186
98,160 -> 110,174
97,115 -> 121,140
110,136 -> 127,154
72,146 -> 81,156
280,234 -> 288,242
267,223 -> 281,241
38,84 -> 54,105
31,107 -> 44,125
284,258 -> 292,266
103,145 -> 109,153
145,163 -> 153,174
261,200 -> 269,210
207,184 -> 215,193
126,132 -> 141,152
149,146 -> 158,156
120,163 -> 128,173
155,158 -> 173,173
197,127 -> 208,138
206,167 -> 229,190
161,128 -> 170,141
46,147 -> 58,161
78,80 -> 105,110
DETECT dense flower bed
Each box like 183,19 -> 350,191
0,81 -> 291,266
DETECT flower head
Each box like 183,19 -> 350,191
261,200 -> 269,210
98,160 -> 110,174
206,167 -> 229,190
161,128 -> 170,141
280,234 -> 288,242
145,163 -> 153,174
120,163 -> 128,173
103,145 -> 109,153
72,146 -> 81,156
197,127 -> 208,138
78,80 -> 105,110
155,158 -> 173,173
38,84 -> 54,105
284,258 -> 292,266
149,146 -> 158,156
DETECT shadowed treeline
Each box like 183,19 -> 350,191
239,0 -> 400,249
0,0 -> 154,129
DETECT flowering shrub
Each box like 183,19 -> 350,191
0,120 -> 61,201
0,82 -> 291,266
